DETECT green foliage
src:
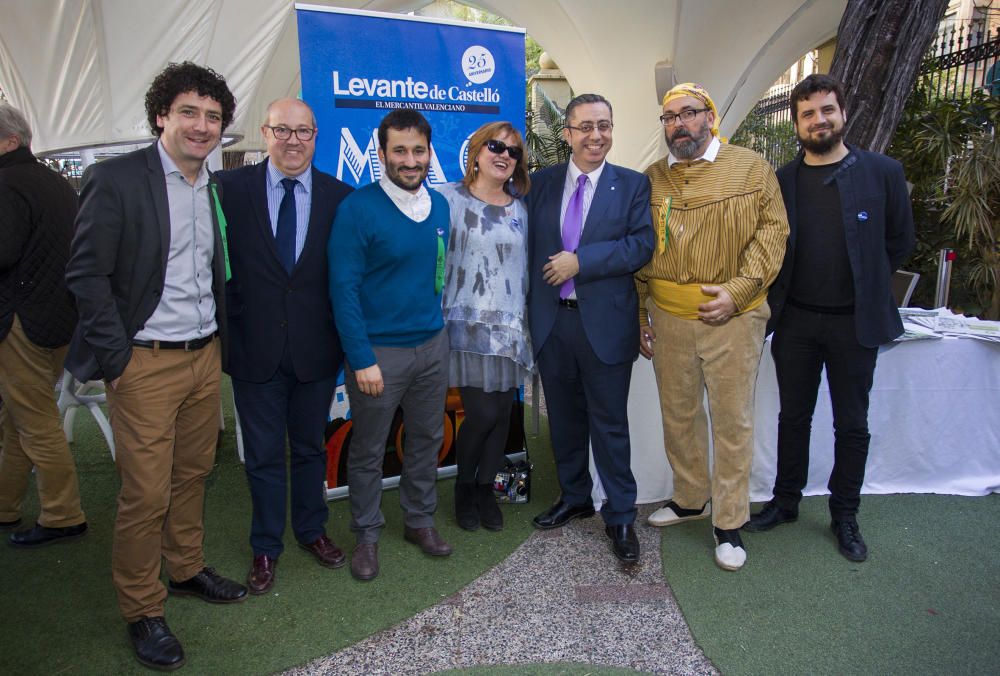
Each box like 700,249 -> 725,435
730,114 -> 799,167
888,86 -> 1000,317
525,88 -> 571,172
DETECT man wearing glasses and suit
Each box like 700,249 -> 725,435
217,98 -> 352,595
527,93 -> 654,564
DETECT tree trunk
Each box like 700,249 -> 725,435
829,0 -> 950,153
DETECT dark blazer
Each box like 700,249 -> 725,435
768,145 -> 916,347
0,146 -> 78,347
526,162 -> 654,365
216,160 -> 352,383
65,143 -> 229,382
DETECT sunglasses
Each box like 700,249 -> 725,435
485,139 -> 523,161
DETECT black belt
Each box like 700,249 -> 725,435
132,333 -> 216,351
787,298 -> 854,315
558,298 -> 579,309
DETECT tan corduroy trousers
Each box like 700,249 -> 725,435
649,302 -> 769,530
0,315 -> 86,528
105,339 -> 220,622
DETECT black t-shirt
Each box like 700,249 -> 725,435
789,160 -> 854,309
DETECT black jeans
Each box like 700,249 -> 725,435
771,304 -> 878,521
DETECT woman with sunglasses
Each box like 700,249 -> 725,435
437,121 -> 532,532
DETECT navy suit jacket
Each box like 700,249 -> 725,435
526,162 -> 654,365
216,160 -> 352,383
66,143 -> 228,382
769,145 -> 915,347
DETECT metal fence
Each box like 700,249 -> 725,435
921,23 -> 1000,100
732,21 -> 1000,167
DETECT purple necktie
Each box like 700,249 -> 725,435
560,173 -> 588,299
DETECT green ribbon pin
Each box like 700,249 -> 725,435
210,182 -> 231,282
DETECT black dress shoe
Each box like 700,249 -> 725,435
532,500 -> 596,530
8,521 -> 87,548
831,519 -> 868,562
0,518 -> 23,531
167,567 -> 248,603
127,616 -> 185,671
605,524 -> 640,563
744,501 -> 798,532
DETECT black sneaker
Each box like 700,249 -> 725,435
127,616 -> 185,671
744,501 -> 798,532
831,519 -> 868,562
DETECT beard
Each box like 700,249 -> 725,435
385,160 -> 428,192
666,120 -> 711,160
798,123 -> 845,155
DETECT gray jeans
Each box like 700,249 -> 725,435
345,329 -> 449,543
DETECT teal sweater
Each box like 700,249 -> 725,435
328,183 -> 450,370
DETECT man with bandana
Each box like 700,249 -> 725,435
635,83 -> 788,571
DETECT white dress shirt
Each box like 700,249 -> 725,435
379,175 -> 431,222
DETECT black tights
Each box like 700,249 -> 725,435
456,386 -> 516,484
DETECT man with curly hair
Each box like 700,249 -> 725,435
66,62 -> 246,671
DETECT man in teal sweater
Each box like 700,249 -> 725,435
328,109 -> 452,581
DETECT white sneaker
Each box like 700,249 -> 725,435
713,527 -> 747,571
647,500 -> 711,527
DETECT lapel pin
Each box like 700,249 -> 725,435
611,186 -> 616,191
857,211 -> 869,221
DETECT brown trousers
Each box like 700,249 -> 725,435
649,302 -> 769,530
105,339 -> 220,622
0,315 -> 85,527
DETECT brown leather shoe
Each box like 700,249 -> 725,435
247,554 -> 276,595
299,534 -> 346,568
351,543 -> 379,581
403,526 -> 453,557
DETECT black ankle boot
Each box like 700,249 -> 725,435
455,482 -> 479,531
477,483 -> 503,531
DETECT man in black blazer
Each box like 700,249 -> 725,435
526,94 -> 654,563
745,75 -> 915,562
0,102 -> 87,546
65,63 -> 247,671
217,98 -> 352,594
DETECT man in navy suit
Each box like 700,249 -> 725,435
527,93 -> 654,563
217,98 -> 353,594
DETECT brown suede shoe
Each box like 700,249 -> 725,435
247,554 -> 276,595
299,535 -> 346,568
403,526 -> 453,557
351,543 -> 379,581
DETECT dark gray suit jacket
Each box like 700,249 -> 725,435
65,142 -> 228,382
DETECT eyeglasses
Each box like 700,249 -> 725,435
264,125 -> 316,141
659,109 -> 710,127
565,121 -> 613,134
485,139 -> 523,161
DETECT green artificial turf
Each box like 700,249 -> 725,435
662,493 -> 1000,675
0,378 -> 559,675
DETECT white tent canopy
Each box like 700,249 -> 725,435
1,0 -> 845,167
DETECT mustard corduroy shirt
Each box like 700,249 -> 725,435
635,142 -> 789,324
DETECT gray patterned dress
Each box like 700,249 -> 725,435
437,182 -> 532,392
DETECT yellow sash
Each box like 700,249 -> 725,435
648,279 -> 766,320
